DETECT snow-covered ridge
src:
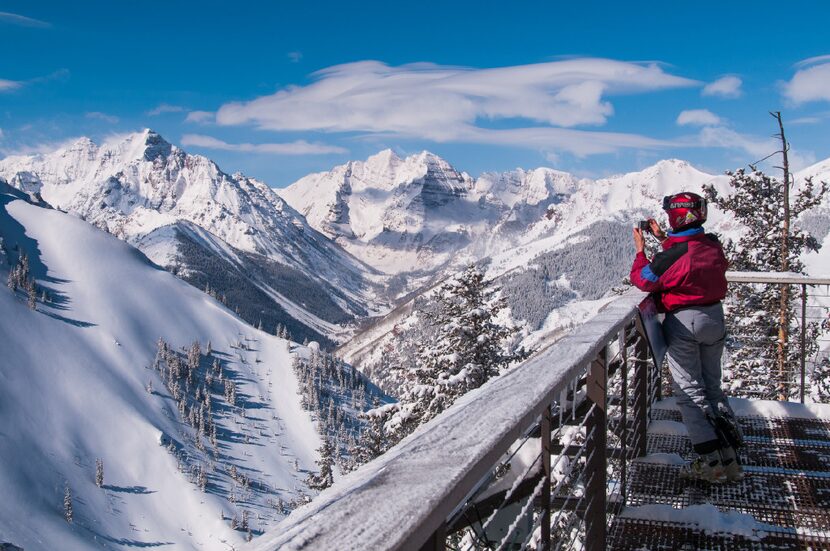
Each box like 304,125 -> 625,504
280,152 -> 739,277
282,149 -> 584,275
0,191 -> 323,549
1,129 -> 335,264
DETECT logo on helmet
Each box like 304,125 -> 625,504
662,192 -> 707,231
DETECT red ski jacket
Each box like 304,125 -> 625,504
630,227 -> 728,312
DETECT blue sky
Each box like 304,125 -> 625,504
1,0 -> 829,186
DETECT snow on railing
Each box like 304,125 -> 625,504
252,288 -> 652,551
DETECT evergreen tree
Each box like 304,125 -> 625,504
307,440 -> 335,490
386,265 -> 528,441
812,316 -> 830,402
63,484 -> 73,523
27,281 -> 37,309
349,409 -> 387,468
95,458 -> 104,488
812,357 -> 830,402
703,114 -> 827,399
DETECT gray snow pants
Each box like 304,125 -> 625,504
664,302 -> 731,447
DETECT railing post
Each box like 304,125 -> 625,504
800,283 -> 808,404
418,522 -> 446,551
619,328 -> 628,503
541,404 -> 552,550
633,318 -> 649,458
585,347 -> 607,551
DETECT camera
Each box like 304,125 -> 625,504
638,220 -> 652,234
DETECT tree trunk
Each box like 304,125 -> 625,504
773,111 -> 791,400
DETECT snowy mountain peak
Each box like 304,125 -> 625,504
364,147 -> 401,168
280,149 -> 481,273
648,158 -> 710,179
0,131 -> 383,344
798,157 -> 830,182
280,150 -> 586,274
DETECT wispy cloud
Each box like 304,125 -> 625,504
692,126 -> 814,171
782,55 -> 830,105
1,69 -> 69,93
214,58 -> 697,156
287,51 -> 303,63
702,76 -> 742,98
676,109 -> 721,127
696,126 -> 773,159
0,136 -> 81,157
147,103 -> 185,116
185,110 -> 214,123
795,55 -> 830,68
0,78 -> 23,92
180,134 -> 347,155
0,11 -> 51,28
85,111 -> 119,124
790,110 -> 830,125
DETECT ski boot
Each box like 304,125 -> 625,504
679,450 -> 726,483
719,445 -> 744,483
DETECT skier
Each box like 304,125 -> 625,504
630,192 -> 744,483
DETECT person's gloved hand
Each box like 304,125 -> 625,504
648,218 -> 667,240
633,227 -> 645,253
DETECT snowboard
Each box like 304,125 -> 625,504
638,294 -> 667,369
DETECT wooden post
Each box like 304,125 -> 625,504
633,319 -> 649,458
585,347 -> 607,551
541,405 -> 552,550
619,328 -> 629,502
800,283 -> 808,404
418,523 -> 446,551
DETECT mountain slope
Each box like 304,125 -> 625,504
0,189 -> 330,549
280,149 -> 580,277
0,130 -> 387,346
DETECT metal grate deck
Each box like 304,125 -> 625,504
609,518 -> 830,551
609,410 -> 830,550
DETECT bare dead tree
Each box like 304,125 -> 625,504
771,111 -> 792,399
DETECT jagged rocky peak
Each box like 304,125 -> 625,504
63,129 -> 173,162
475,167 -> 580,208
141,129 -> 174,160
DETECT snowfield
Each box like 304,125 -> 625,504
0,193 -> 323,550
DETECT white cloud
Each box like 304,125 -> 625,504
702,76 -> 742,98
791,116 -> 821,125
0,69 -> 68,94
0,12 -> 51,28
782,56 -> 830,105
147,103 -> 185,116
449,126 -> 669,157
185,110 -> 214,123
0,78 -> 23,92
696,126 -> 773,159
214,58 -> 696,156
676,109 -> 721,127
693,126 -> 815,171
287,51 -> 303,63
0,137 -> 81,157
85,111 -> 119,124
790,111 -> 830,125
180,134 -> 347,155
795,55 -> 830,68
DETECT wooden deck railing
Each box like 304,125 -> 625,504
253,272 -> 830,551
